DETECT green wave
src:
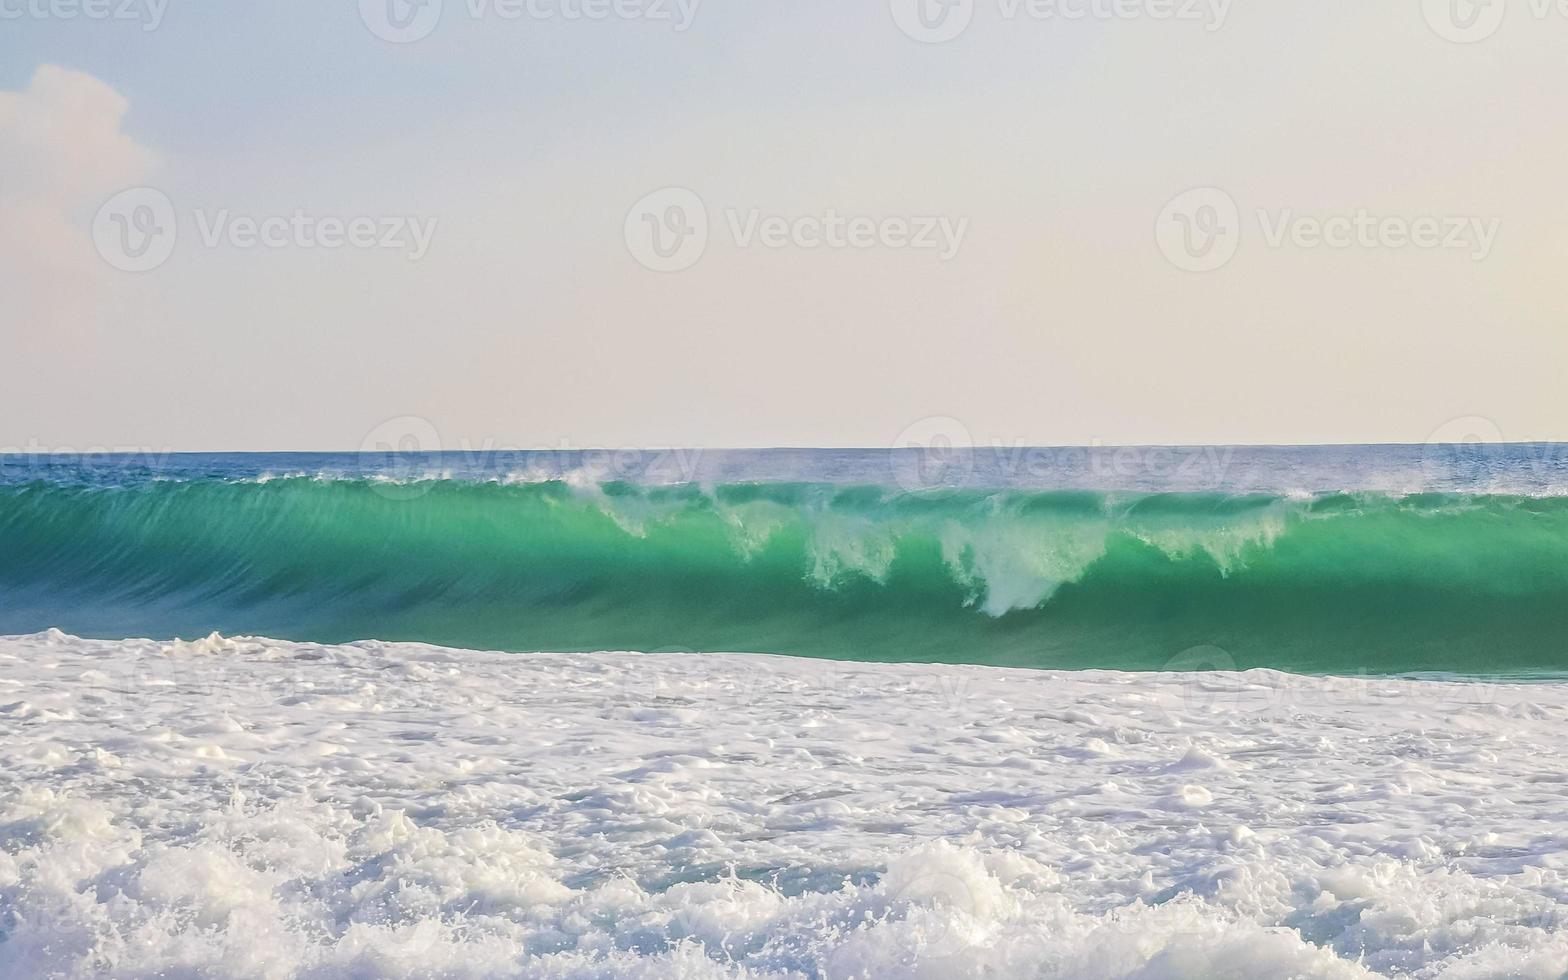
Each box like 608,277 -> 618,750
3,478 -> 1567,674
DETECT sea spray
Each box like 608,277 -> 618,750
4,476 -> 1567,674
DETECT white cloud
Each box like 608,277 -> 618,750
0,65 -> 157,338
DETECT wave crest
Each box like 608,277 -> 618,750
3,479 -> 1567,673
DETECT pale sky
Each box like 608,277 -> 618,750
2,0 -> 1565,451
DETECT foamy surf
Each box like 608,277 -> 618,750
1,630 -> 1565,978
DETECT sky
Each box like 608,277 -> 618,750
1,0 -> 1565,452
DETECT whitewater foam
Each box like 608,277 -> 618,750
1,631 -> 1565,978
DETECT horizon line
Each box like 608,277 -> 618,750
4,440 -> 1567,455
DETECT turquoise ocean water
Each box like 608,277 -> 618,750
3,444 -> 1565,675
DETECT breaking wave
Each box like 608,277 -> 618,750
3,478 -> 1567,674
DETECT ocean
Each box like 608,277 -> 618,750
3,443 -> 1567,675
4,444 -> 1568,978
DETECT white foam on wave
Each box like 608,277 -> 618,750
934,499 -> 1293,614
938,510 -> 1111,615
703,492 -> 1302,615
1,632 -> 1566,978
